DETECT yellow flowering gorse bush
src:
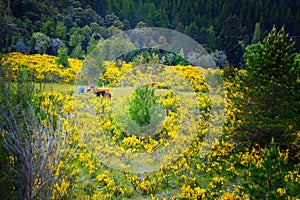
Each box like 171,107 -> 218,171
2,52 -> 300,199
2,52 -> 82,83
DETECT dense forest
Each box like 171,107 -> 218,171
1,0 -> 300,68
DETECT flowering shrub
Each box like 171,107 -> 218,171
1,53 -> 299,199
2,52 -> 82,83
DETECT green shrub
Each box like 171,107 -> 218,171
129,85 -> 158,126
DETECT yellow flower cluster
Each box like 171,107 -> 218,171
53,180 -> 70,198
2,52 -> 82,83
96,170 -> 116,188
94,170 -> 127,199
174,65 -> 208,93
99,61 -> 133,86
122,135 -> 141,149
284,170 -> 300,184
180,184 -> 206,199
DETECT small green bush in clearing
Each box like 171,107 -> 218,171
129,85 -> 158,126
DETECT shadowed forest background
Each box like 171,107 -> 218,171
1,0 -> 300,68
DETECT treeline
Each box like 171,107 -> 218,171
1,0 -> 299,68
1,0 -> 129,60
89,0 -> 300,39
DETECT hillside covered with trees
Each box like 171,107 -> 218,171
1,0 -> 300,68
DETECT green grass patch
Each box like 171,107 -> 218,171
34,82 -> 74,94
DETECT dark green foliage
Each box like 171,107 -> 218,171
119,48 -> 189,66
240,26 -> 300,148
206,25 -> 217,51
1,0 -> 300,62
71,44 -> 85,59
129,85 -> 158,126
41,19 -> 56,38
184,22 -> 199,42
242,140 -> 290,199
56,45 -> 70,68
220,15 -> 247,68
55,22 -> 68,41
251,22 -> 261,44
0,0 -> 17,53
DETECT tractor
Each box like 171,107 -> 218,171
94,87 -> 111,98
85,80 -> 111,98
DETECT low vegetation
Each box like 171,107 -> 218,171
0,27 -> 300,199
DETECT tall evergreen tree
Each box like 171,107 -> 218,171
184,22 -> 199,42
251,22 -> 261,44
198,26 -> 207,44
206,25 -> 217,51
55,22 -> 67,41
56,45 -> 70,68
220,15 -> 246,68
240,26 -> 300,147
242,140 -> 290,199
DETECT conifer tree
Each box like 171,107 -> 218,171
242,140 -> 289,199
241,26 -> 300,147
251,22 -> 261,44
56,45 -> 70,68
